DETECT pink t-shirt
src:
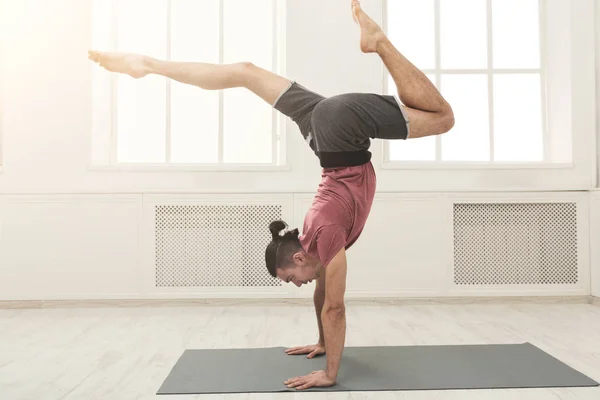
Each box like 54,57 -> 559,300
299,162 -> 377,268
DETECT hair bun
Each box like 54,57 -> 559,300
269,220 -> 288,241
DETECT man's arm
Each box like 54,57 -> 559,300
314,274 -> 326,346
321,247 -> 347,382
284,281 -> 326,358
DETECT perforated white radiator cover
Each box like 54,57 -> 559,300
453,202 -> 578,286
154,204 -> 282,288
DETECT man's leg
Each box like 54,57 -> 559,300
88,51 -> 325,151
88,51 -> 291,106
351,1 -> 454,139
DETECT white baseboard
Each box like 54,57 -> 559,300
0,295 -> 595,309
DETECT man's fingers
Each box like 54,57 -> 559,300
285,346 -> 305,352
286,378 -> 306,388
295,377 -> 315,390
286,347 -> 311,355
307,348 -> 325,358
285,376 -> 306,386
307,350 -> 322,358
287,349 -> 306,355
294,379 -> 310,389
296,383 -> 313,390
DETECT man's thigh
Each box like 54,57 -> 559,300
273,81 -> 326,149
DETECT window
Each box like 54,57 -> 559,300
91,0 -> 285,169
0,0 -> 5,172
384,0 -> 565,165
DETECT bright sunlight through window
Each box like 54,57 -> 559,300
386,0 -> 545,163
92,0 -> 283,166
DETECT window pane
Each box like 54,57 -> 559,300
492,0 -> 540,69
223,89 -> 273,164
91,0 -> 113,165
390,133 -> 437,162
92,0 -> 111,50
116,0 -> 168,163
440,0 -> 487,69
117,0 -> 167,57
222,0 -> 274,163
170,85 -> 219,163
170,0 -> 220,163
387,0 -> 435,70
494,74 -> 543,162
441,74 -> 490,161
116,76 -> 167,163
388,75 -> 437,161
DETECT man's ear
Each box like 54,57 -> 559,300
292,251 -> 305,265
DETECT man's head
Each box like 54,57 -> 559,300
265,220 -> 321,286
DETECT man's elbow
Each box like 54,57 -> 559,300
324,304 -> 345,317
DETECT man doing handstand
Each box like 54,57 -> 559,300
89,0 -> 454,391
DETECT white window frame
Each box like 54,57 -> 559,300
0,72 -> 4,174
90,0 -> 289,172
380,0 -> 572,170
0,1 -> 5,175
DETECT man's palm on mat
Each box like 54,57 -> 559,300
285,370 -> 335,390
285,343 -> 325,359
284,344 -> 332,390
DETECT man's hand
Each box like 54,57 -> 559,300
284,343 -> 325,359
284,370 -> 335,390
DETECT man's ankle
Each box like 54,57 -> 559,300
144,56 -> 157,75
375,33 -> 391,55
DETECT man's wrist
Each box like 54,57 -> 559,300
325,370 -> 337,382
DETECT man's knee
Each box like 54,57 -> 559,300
236,61 -> 255,70
439,107 -> 455,134
406,106 -> 455,139
232,62 -> 256,85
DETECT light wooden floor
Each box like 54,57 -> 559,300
1,302 -> 600,400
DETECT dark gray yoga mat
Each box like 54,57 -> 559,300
157,343 -> 598,394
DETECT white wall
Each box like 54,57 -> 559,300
0,0 -> 597,301
592,0 -> 598,295
592,193 -> 600,297
596,0 -> 600,188
0,191 -> 591,301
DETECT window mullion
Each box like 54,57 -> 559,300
487,0 -> 495,162
421,68 -> 541,74
538,0 -> 549,162
434,0 -> 442,162
271,0 -> 278,165
110,0 -> 118,165
165,0 -> 172,164
218,0 -> 225,164
381,0 -> 390,164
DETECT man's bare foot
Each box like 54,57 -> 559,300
88,50 -> 151,79
351,0 -> 386,53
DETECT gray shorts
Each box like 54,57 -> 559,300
273,81 -> 410,168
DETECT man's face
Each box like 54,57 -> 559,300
277,253 -> 321,287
